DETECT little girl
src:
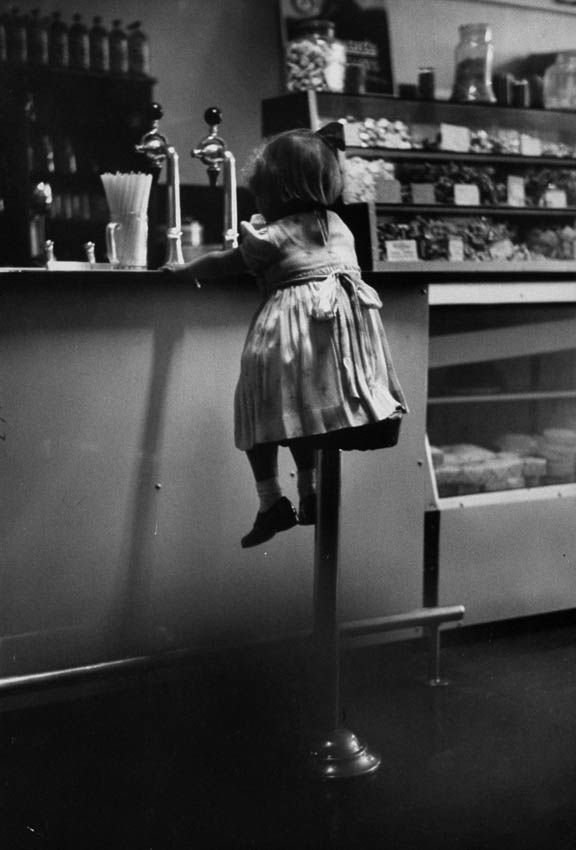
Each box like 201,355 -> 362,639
169,123 -> 407,548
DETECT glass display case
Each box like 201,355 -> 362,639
426,281 -> 576,627
428,297 -> 576,499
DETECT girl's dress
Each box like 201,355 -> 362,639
234,210 -> 407,451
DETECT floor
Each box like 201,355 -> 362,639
2,615 -> 576,849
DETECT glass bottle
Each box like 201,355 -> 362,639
89,16 -> 109,72
451,23 -> 496,103
543,52 -> 576,110
285,19 -> 346,93
27,8 -> 48,65
109,19 -> 128,75
69,13 -> 89,70
6,6 -> 27,64
49,11 -> 68,68
127,20 -> 150,76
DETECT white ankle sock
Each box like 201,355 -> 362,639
297,468 -> 316,500
256,477 -> 282,512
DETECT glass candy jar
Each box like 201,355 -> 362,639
543,53 -> 576,110
285,19 -> 346,93
452,23 -> 496,103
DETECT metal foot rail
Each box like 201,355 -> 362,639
341,604 -> 466,687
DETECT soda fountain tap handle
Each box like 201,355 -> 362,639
191,107 -> 238,249
191,105 -> 227,187
135,101 -> 184,266
149,102 -> 164,123
135,102 -> 169,168
204,106 -> 222,129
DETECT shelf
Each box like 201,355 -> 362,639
346,147 -> 576,168
375,203 -> 576,217
262,92 -> 576,142
373,259 -> 576,275
0,62 -> 156,86
437,481 -> 576,509
429,389 -> 576,405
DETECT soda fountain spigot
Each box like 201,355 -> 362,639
191,107 -> 238,249
135,102 -> 184,266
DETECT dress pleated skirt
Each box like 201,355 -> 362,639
234,272 -> 407,451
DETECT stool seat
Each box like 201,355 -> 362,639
284,415 -> 402,453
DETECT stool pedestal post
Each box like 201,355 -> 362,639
309,447 -> 381,780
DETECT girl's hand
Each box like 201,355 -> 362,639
160,263 -> 202,287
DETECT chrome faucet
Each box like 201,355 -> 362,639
191,107 -> 238,250
136,102 -> 184,266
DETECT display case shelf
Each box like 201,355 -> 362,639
429,389 -> 576,405
376,203 -> 576,217
347,147 -> 576,168
371,259 -> 576,275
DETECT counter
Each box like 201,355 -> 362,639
0,269 -> 428,678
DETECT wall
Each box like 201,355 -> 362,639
387,0 -> 576,100
11,0 -> 576,186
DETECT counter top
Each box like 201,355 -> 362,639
2,264 -> 576,287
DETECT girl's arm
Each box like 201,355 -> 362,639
165,247 -> 247,279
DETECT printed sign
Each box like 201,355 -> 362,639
507,175 -> 526,207
376,178 -> 402,204
440,123 -> 471,152
411,183 -> 436,205
520,134 -> 542,157
454,184 -> 480,206
448,238 -> 465,262
544,188 -> 567,208
386,239 -> 419,262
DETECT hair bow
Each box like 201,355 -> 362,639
315,122 -> 346,155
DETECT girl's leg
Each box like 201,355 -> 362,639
288,440 -> 315,474
242,442 -> 298,548
246,443 -> 282,512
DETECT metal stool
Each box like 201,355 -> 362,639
307,419 -> 465,780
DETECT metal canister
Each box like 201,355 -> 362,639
418,67 -> 436,100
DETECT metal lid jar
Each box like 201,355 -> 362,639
543,52 -> 576,109
452,23 -> 496,103
285,19 -> 346,93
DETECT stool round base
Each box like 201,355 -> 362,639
310,728 -> 381,780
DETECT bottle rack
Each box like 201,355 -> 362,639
0,64 -> 155,265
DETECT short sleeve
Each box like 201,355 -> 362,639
239,215 -> 279,274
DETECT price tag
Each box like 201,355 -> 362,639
343,122 -> 362,147
448,238 -> 464,262
507,175 -> 526,207
376,178 -> 402,204
385,239 -> 419,262
489,238 -> 514,260
440,123 -> 470,152
454,184 -> 480,206
411,183 -> 436,205
520,134 -> 542,157
544,188 -> 567,208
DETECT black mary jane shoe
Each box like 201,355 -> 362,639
241,496 -> 298,548
298,493 -> 317,526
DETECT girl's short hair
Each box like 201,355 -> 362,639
246,129 -> 343,221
